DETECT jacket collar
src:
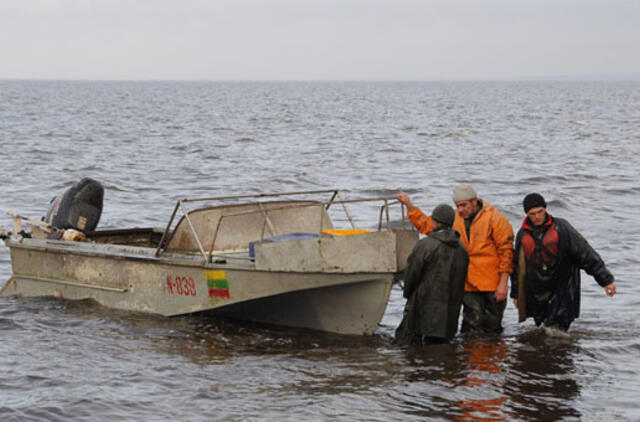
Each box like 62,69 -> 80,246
521,212 -> 553,232
465,199 -> 488,221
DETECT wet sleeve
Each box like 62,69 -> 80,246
407,207 -> 435,235
492,213 -> 515,275
564,221 -> 614,287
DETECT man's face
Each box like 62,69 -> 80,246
526,206 -> 547,226
454,198 -> 478,219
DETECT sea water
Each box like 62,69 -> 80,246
0,80 -> 638,420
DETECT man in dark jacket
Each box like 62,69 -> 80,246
395,204 -> 469,344
510,193 -> 617,331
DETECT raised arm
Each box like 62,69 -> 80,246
396,193 -> 435,235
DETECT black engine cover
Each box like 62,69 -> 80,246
45,178 -> 104,232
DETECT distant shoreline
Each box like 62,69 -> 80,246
1,76 -> 640,83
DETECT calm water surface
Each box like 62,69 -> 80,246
0,81 -> 639,421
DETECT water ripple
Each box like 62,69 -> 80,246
0,80 -> 639,420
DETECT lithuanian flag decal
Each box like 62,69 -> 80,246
206,270 -> 230,299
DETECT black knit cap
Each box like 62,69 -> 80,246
523,193 -> 547,213
432,203 -> 455,226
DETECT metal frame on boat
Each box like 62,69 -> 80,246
1,189 -> 418,335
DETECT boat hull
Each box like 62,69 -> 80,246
1,238 -> 393,335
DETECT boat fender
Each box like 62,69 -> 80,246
45,178 -> 104,232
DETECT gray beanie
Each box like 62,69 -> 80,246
452,184 -> 477,202
432,203 -> 455,226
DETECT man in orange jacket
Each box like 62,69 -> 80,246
397,185 -> 514,334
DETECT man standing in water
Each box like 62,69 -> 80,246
511,193 -> 616,331
395,204 -> 469,344
397,185 -> 514,335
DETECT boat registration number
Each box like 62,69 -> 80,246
166,275 -> 197,296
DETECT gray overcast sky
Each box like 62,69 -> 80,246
1,0 -> 638,80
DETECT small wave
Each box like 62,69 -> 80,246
519,113 -> 544,120
626,343 -> 640,353
235,137 -> 257,143
357,188 -> 405,197
515,175 -> 568,184
416,132 -> 440,137
77,165 -> 103,172
570,120 -> 587,125
376,147 -> 401,153
24,148 -> 54,155
47,180 -> 78,190
542,325 -> 573,338
605,187 -> 640,196
211,127 -> 232,133
0,317 -> 23,330
102,182 -> 133,192
515,325 -> 578,344
544,198 -> 569,209
384,187 -> 422,196
575,132 -> 595,139
445,130 -> 470,138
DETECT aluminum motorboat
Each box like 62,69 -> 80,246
1,187 -> 418,335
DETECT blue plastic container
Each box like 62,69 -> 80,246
248,233 -> 320,259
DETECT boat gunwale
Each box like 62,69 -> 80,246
4,236 -> 401,275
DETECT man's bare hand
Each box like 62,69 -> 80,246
396,192 -> 415,211
604,283 -> 617,297
494,273 -> 509,301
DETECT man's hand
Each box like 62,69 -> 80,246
604,283 -> 617,297
513,299 -> 518,308
396,192 -> 415,211
494,273 -> 509,301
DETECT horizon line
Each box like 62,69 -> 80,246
2,74 -> 640,83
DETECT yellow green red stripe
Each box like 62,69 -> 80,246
205,270 -> 229,299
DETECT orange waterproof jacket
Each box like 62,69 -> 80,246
407,201 -> 514,291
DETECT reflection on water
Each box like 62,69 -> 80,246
456,338 -> 509,421
506,330 -> 581,420
394,333 -> 583,421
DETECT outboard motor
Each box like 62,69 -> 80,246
45,178 -> 104,232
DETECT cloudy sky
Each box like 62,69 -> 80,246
1,0 -> 638,81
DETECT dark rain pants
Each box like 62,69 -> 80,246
460,292 -> 506,335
